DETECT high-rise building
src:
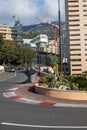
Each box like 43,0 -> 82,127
65,0 -> 87,75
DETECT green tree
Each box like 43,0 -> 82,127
1,41 -> 10,65
0,40 -> 23,66
0,34 -> 4,49
22,47 -> 35,69
0,39 -> 35,68
47,54 -> 58,67
0,34 -> 4,63
10,44 -> 23,65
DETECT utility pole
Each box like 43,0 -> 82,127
37,44 -> 40,75
58,0 -> 62,73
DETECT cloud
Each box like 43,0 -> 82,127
38,0 -> 65,21
0,0 -> 65,26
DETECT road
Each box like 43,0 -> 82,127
0,71 -> 87,130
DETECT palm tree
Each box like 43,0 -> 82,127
46,54 -> 59,77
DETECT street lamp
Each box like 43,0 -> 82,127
46,45 -> 49,73
38,44 -> 41,75
36,43 -> 40,75
58,0 -> 62,73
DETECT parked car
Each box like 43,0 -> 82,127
8,68 -> 15,72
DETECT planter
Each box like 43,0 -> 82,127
35,85 -> 87,100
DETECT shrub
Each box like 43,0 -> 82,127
47,74 -> 55,82
39,74 -> 55,87
73,76 -> 87,90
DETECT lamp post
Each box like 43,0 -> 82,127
46,45 -> 49,73
38,44 -> 40,75
36,43 -> 40,75
58,0 -> 62,73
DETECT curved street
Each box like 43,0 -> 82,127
0,71 -> 87,130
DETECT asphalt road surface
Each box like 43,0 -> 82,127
0,71 -> 87,130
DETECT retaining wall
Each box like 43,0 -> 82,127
35,86 -> 87,100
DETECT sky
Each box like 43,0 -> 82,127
0,0 -> 65,26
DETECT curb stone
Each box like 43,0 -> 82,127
3,87 -> 87,108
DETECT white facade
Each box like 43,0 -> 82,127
23,39 -> 32,45
31,34 -> 48,45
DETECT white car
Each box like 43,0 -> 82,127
9,68 -> 15,72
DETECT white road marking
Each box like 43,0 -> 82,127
3,92 -> 17,98
15,98 -> 41,104
1,122 -> 87,129
7,88 -> 18,91
0,73 -> 16,81
54,103 -> 87,108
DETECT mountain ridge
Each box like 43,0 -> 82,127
22,21 -> 65,39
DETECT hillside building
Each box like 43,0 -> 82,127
0,24 -> 15,40
0,19 -> 23,44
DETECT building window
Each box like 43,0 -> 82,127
70,54 -> 81,56
83,10 -> 87,12
69,29 -> 80,31
72,69 -> 82,71
70,49 -> 81,51
83,14 -> 87,16
68,0 -> 79,2
83,0 -> 86,2
71,59 -> 81,61
84,24 -> 87,26
70,44 -> 80,46
68,5 -> 79,7
72,64 -> 81,66
69,19 -> 79,22
69,24 -> 80,26
70,39 -> 80,41
69,15 -> 79,17
70,34 -> 80,36
83,5 -> 87,7
69,10 -> 79,12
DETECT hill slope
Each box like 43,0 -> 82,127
22,22 -> 65,39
